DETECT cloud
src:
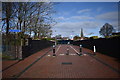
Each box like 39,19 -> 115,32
55,16 -> 72,21
77,9 -> 91,14
55,17 -> 65,20
96,7 -> 102,12
52,21 -> 101,37
95,11 -> 118,31
96,12 -> 118,21
70,16 -> 94,20
54,21 -> 100,29
55,15 -> 94,21
109,21 -> 119,31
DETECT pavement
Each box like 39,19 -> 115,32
2,44 -> 120,79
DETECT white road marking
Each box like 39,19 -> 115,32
59,54 -> 65,56
47,55 -> 51,57
83,54 -> 87,56
69,54 -> 76,56
70,45 -> 88,56
47,45 -> 61,57
70,46 -> 79,54
55,45 -> 61,54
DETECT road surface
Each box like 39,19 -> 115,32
2,44 -> 120,79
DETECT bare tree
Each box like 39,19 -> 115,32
2,2 -> 14,34
2,2 -> 56,39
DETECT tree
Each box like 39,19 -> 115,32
2,2 -> 56,39
56,34 -> 62,39
99,23 -> 115,38
89,36 -> 99,39
73,35 -> 80,40
2,2 -> 14,34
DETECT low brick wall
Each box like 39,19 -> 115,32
73,37 -> 120,58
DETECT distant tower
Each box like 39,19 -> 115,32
80,28 -> 84,40
80,28 -> 84,37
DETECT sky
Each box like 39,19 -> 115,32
51,2 -> 119,38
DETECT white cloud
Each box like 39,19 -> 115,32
96,12 -> 118,21
96,7 -> 102,12
53,11 -> 119,37
109,21 -> 119,31
95,11 -> 118,31
55,16 -> 70,21
78,9 -> 91,14
55,15 -> 94,21
54,21 -> 100,29
55,17 -> 65,20
52,21 -> 101,37
70,16 -> 94,20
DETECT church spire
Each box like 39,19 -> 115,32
80,28 -> 84,37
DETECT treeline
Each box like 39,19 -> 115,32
2,2 -> 56,39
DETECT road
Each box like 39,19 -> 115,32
2,44 -> 120,79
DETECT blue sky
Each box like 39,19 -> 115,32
51,2 -> 118,38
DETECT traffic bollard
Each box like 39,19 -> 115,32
79,44 -> 82,56
68,42 -> 70,45
93,45 -> 96,55
53,45 -> 56,56
66,47 -> 69,55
